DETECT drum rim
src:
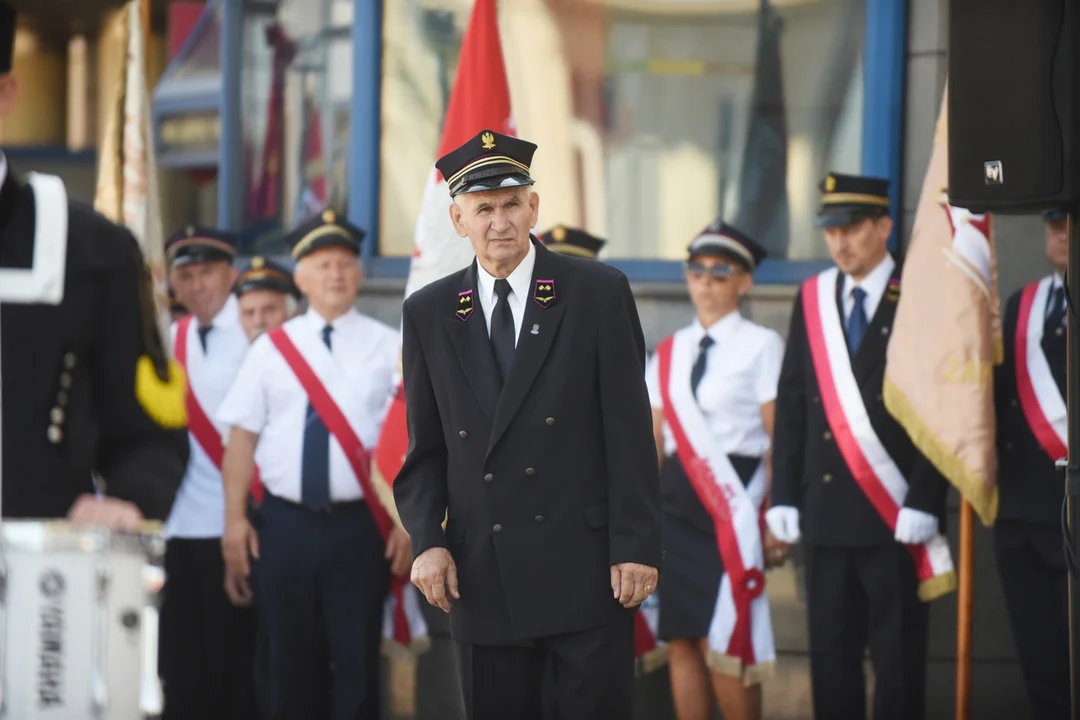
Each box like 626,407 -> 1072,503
0,520 -> 165,559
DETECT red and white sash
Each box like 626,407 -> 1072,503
174,316 -> 265,501
802,269 -> 955,600
656,333 -> 776,681
267,327 -> 429,655
1015,277 -> 1067,461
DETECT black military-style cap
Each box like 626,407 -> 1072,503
815,172 -> 891,228
435,129 -> 537,198
285,208 -> 364,261
687,219 -> 767,272
234,256 -> 299,298
0,3 -> 15,75
538,224 -> 606,260
166,225 -> 238,267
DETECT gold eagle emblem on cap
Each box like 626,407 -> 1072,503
825,175 -> 837,192
552,226 -> 566,242
185,225 -> 194,237
322,209 -> 336,224
252,256 -> 265,269
481,132 -> 496,150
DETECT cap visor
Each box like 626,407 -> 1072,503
453,174 -> 535,196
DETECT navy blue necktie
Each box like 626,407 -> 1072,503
690,335 -> 715,400
1047,285 -> 1066,332
197,325 -> 212,353
490,279 -> 516,382
300,325 -> 333,511
847,287 -> 868,356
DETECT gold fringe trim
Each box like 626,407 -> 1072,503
705,650 -> 776,687
634,645 -> 670,676
882,376 -> 999,527
919,570 -> 957,602
134,356 -> 187,429
381,634 -> 433,660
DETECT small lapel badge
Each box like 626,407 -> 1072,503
885,278 -> 901,302
531,324 -> 539,335
534,279 -> 556,308
456,289 -> 474,321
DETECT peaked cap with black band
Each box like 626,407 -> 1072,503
815,172 -> 891,228
435,129 -> 537,198
166,225 -> 238,267
284,208 -> 364,261
539,225 -> 606,260
687,219 -> 767,272
234,255 -> 299,298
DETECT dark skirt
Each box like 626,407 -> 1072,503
657,457 -> 725,641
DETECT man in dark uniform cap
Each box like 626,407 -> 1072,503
538,225 -> 606,260
993,207 -> 1070,718
0,0 -> 187,526
394,129 -> 661,719
767,172 -> 949,720
234,255 -> 301,342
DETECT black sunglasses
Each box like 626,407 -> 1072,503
684,261 -> 733,280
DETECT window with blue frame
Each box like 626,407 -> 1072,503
378,0 -> 877,282
238,0 -> 355,256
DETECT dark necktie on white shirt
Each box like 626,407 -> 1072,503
300,325 -> 333,510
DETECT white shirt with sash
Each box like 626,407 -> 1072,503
1014,272 -> 1067,461
800,267 -> 955,599
216,307 -> 399,503
646,314 -> 782,679
165,294 -> 249,539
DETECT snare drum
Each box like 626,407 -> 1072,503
0,521 -> 165,719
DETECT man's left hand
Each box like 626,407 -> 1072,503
67,494 -> 143,531
610,563 -> 658,609
385,527 -> 412,578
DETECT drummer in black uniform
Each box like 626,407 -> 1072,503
0,1 -> 187,525
994,208 -> 1070,718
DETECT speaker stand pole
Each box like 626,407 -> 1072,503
1067,209 -> 1080,720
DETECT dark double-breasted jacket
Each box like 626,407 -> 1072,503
0,169 -> 188,520
393,238 -> 662,646
771,262 -> 948,546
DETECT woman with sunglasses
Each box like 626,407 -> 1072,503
645,220 -> 788,720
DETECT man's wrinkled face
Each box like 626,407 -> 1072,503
449,186 -> 539,272
238,289 -> 291,341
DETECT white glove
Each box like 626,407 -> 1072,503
765,506 -> 801,544
894,508 -> 938,544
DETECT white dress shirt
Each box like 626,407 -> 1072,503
475,240 -> 537,345
841,253 -> 896,324
165,294 -> 250,539
646,312 -> 784,457
216,308 -> 400,504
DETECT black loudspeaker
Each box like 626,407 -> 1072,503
947,0 -> 1079,213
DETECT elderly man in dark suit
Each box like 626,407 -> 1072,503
393,129 -> 662,720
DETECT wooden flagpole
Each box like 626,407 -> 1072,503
955,499 -> 975,719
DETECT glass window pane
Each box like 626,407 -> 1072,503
379,0 -> 865,261
239,0 -> 353,255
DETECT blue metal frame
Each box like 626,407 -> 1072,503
306,0 -> 909,284
348,0 -> 383,262
862,0 -> 907,252
218,0 -> 244,230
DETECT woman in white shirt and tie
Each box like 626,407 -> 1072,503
646,221 -> 788,720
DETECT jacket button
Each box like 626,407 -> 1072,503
63,352 -> 76,370
823,473 -> 833,483
525,467 -> 536,476
546,417 -> 555,426
59,373 -> 73,389
1011,399 -> 1018,408
484,473 -> 494,482
47,425 -> 63,444
50,407 -> 64,424
823,431 -> 832,441
493,524 -> 503,533
57,390 -> 68,406
534,515 -> 545,523
459,430 -> 468,439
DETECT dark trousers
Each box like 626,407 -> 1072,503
995,520 -> 1071,719
456,615 -> 634,720
805,543 -> 929,720
255,493 -> 390,720
159,537 -> 259,720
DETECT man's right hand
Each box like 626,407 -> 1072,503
411,547 -> 459,613
765,505 -> 801,544
221,517 -> 259,607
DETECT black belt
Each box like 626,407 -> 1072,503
261,491 -> 365,515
